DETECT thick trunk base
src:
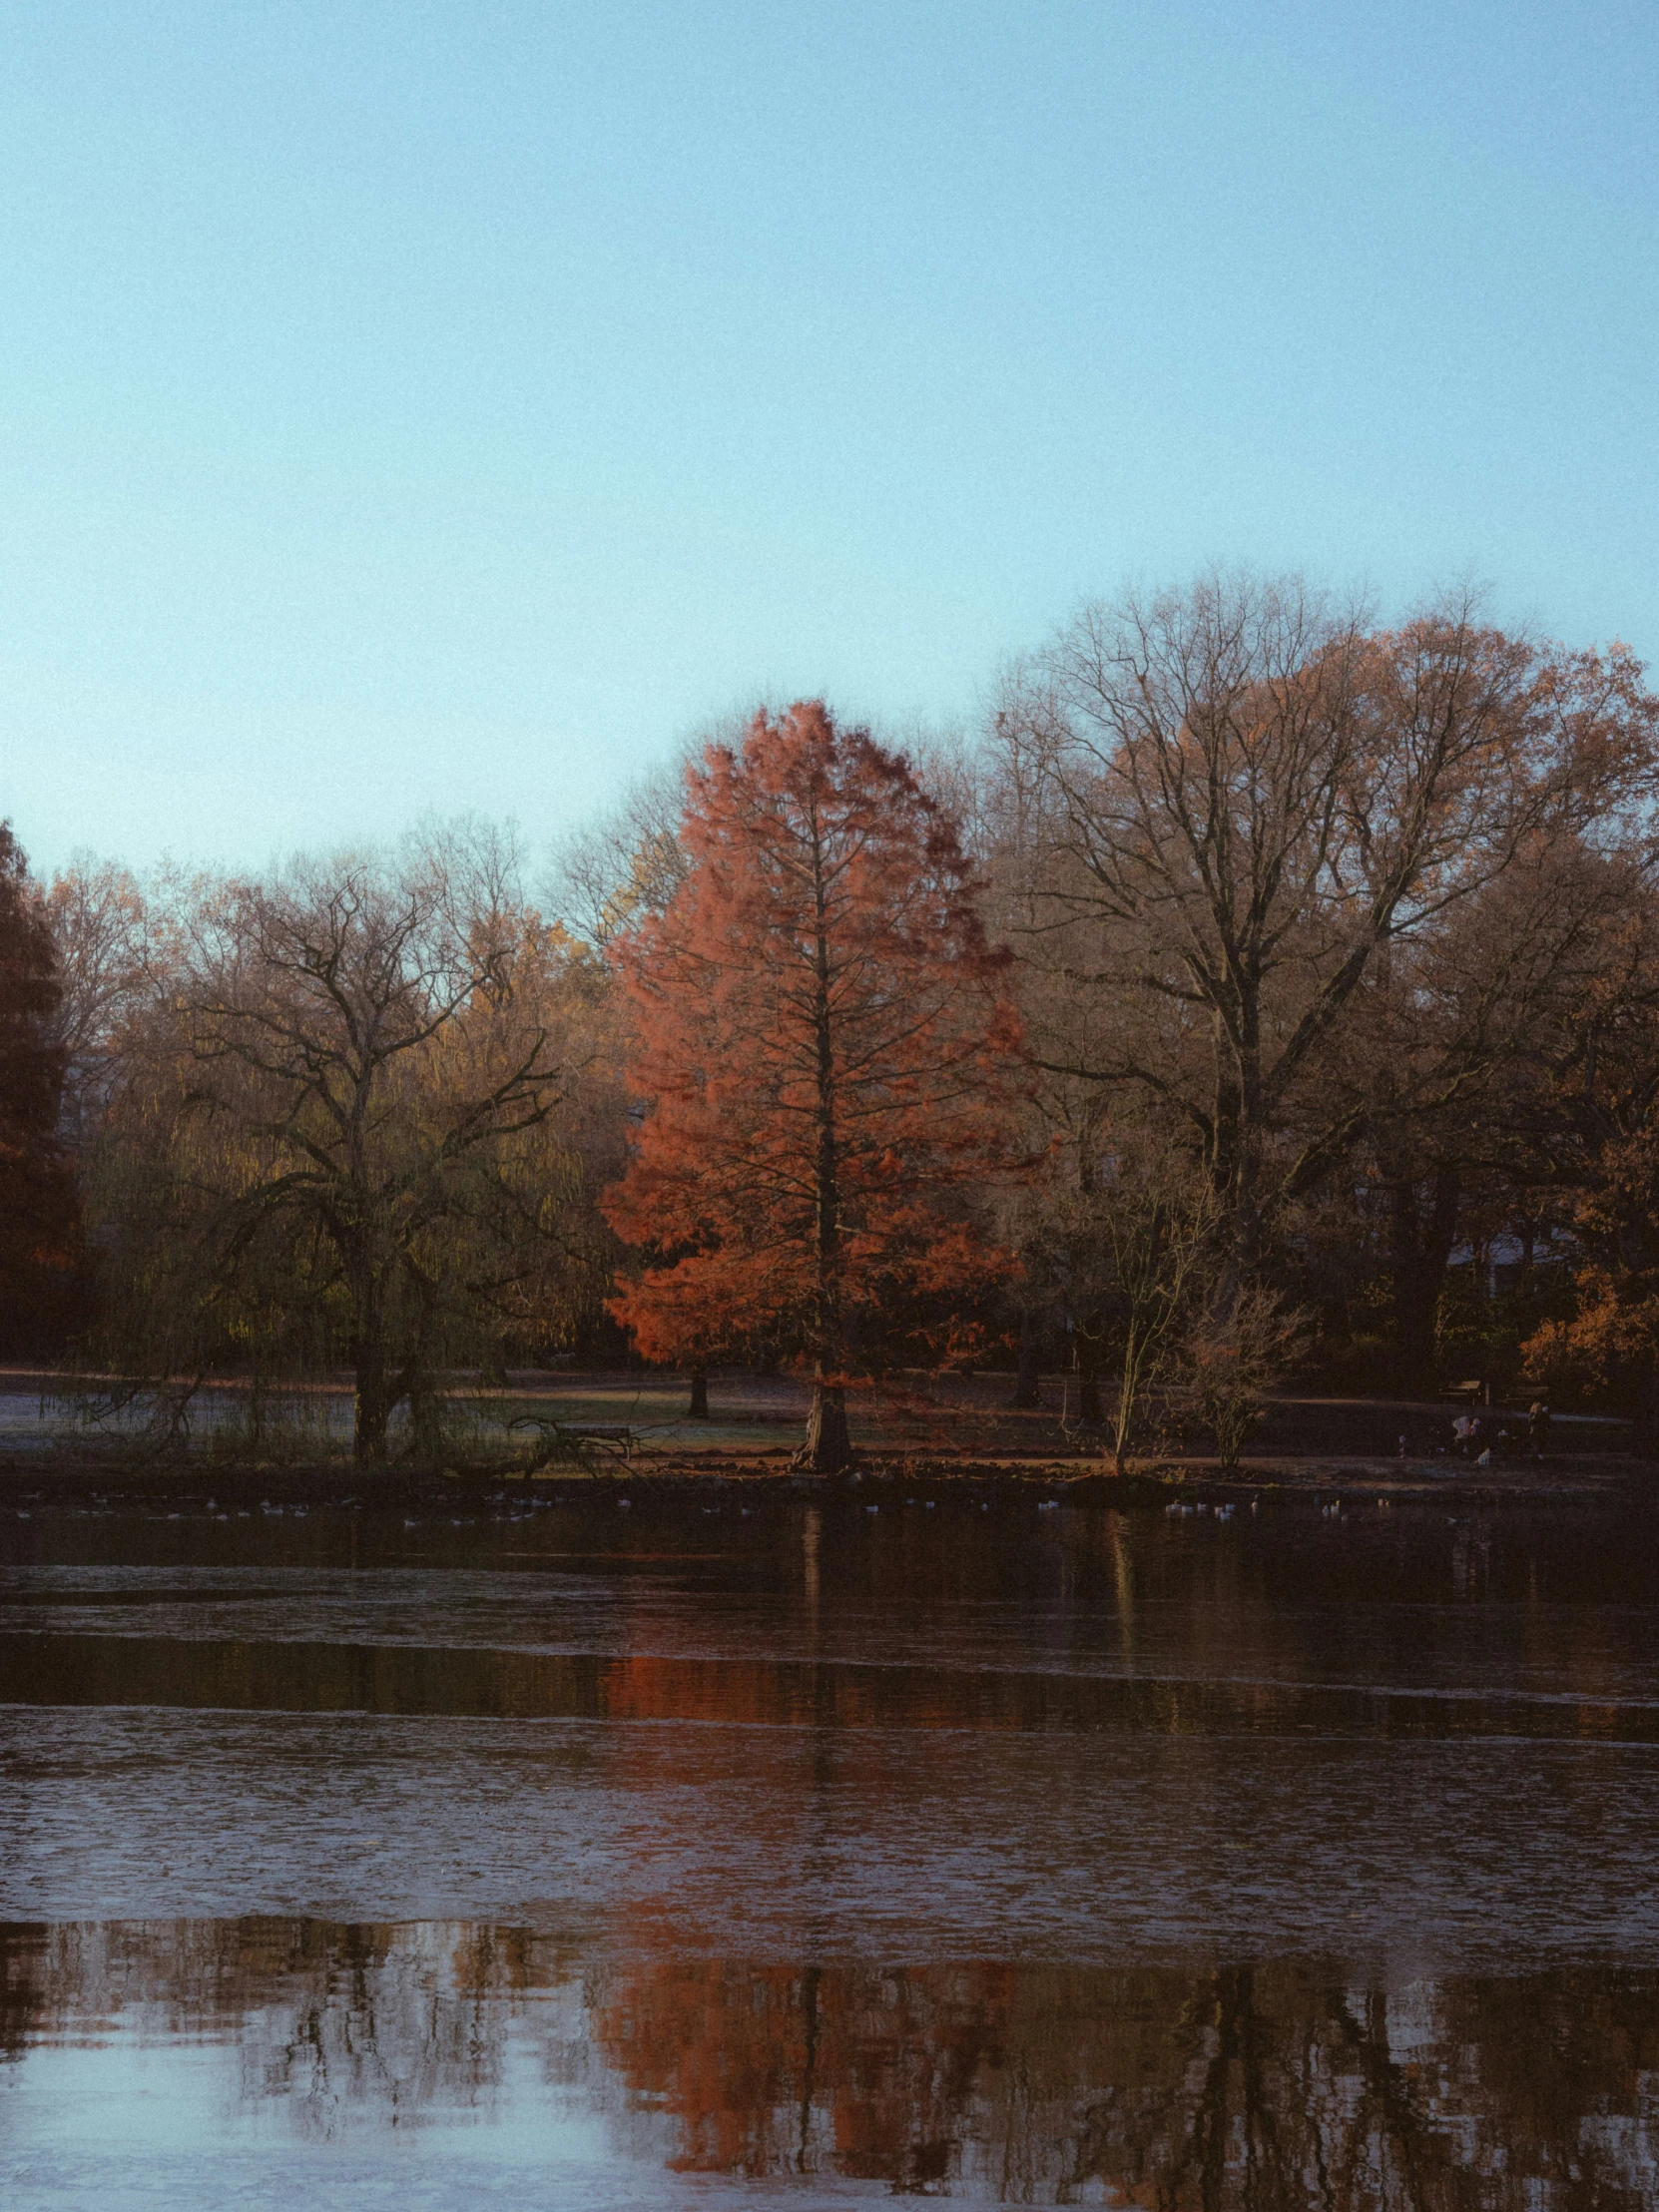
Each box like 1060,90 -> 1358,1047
353,1432 -> 387,1466
688,1368 -> 710,1420
354,1378 -> 389,1465
794,1382 -> 853,1473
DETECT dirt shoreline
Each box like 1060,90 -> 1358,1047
0,1446 -> 1650,1510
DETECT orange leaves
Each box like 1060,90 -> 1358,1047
602,703 -> 1024,1371
1522,1267 -> 1659,1408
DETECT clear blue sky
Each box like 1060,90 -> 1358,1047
4,0 -> 1655,877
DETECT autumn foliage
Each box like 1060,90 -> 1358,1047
1522,1099 -> 1659,1423
28,574 -> 1659,1457
603,703 -> 1022,1467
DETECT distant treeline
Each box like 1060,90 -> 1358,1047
6,573 -> 1659,1466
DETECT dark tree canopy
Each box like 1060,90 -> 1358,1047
0,825 -> 81,1354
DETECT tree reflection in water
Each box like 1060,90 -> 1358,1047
3,1921 -> 1657,2204
589,1954 -> 1659,2205
0,1919 -> 584,2137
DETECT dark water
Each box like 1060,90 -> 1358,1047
3,1491 -> 1659,2206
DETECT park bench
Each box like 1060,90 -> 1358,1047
1440,1380 -> 1488,1405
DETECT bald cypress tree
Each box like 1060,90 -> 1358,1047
603,704 -> 1023,1471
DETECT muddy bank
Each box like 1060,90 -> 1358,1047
1,1444 -> 1651,1515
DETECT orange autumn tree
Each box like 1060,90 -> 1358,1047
603,702 -> 1022,1471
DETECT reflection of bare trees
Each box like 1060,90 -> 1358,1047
1046,1966 -> 1454,2208
4,1924 -> 1657,2203
0,1925 -> 48,2062
0,1919 -> 582,2138
589,1954 -> 1659,2208
235,1921 -> 557,2135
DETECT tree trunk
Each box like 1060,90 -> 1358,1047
688,1367 -> 710,1419
1108,1329 -> 1139,1477
1234,1005 -> 1264,1288
800,1374 -> 853,1473
1010,1307 -> 1040,1409
351,1271 -> 391,1464
1211,1041 -> 1247,1295
798,821 -> 853,1476
354,1356 -> 391,1464
1390,1161 -> 1460,1387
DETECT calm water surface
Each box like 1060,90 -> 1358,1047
2,1490 -> 1658,2207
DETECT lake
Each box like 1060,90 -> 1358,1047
2,1486 -> 1657,2207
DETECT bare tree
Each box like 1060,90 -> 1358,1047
1179,1285 -> 1307,1470
1340,833 -> 1653,1381
1003,1103 -> 1215,1469
92,830 -> 612,1462
546,754 -> 704,950
43,854 -> 152,1139
991,571 -> 1659,1281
